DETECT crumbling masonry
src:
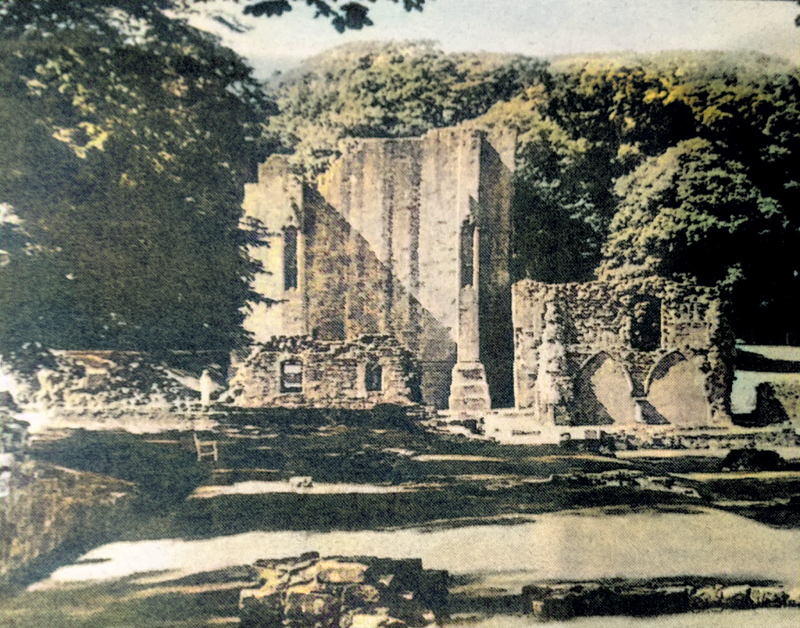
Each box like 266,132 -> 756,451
236,126 -> 733,427
513,277 -> 733,426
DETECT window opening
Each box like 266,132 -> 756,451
365,363 -> 383,392
280,361 -> 303,393
630,296 -> 661,351
284,226 -> 298,290
460,220 -> 475,288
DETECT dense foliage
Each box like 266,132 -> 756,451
546,53 -> 799,341
0,0 -> 272,367
2,17 -> 798,364
265,41 -> 548,174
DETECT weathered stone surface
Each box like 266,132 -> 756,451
522,579 -> 793,620
774,382 -> 800,423
241,127 -> 516,409
226,336 -> 419,409
0,461 -> 131,583
512,276 -> 733,426
239,554 -> 447,628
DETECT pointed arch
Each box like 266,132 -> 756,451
573,352 -> 637,425
646,351 -> 710,425
578,352 -> 635,393
644,351 -> 687,395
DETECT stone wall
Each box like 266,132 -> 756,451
522,579 -> 796,621
9,351 -> 220,433
0,461 -> 131,583
512,276 -> 733,426
227,336 -> 418,409
241,128 -> 516,410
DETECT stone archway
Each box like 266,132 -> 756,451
573,352 -> 638,425
646,352 -> 710,425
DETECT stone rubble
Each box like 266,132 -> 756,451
239,553 -> 448,628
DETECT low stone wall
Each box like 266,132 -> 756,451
227,336 -> 420,409
239,552 -> 448,628
522,579 -> 798,621
0,460 -> 132,583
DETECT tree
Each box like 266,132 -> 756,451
472,89 -> 617,283
0,0 -> 273,361
599,138 -> 799,342
266,41 -> 546,174
171,0 -> 425,33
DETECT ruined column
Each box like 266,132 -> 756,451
448,136 -> 492,413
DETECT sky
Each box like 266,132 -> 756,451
178,0 -> 800,79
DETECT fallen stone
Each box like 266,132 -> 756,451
240,555 -> 446,628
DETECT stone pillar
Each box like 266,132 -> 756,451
296,229 -> 307,336
449,136 -> 492,413
449,281 -> 492,414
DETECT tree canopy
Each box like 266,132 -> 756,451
265,41 -> 547,174
2,8 -> 798,368
169,0 -> 425,33
0,0 -> 273,367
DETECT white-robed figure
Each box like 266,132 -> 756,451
199,369 -> 213,407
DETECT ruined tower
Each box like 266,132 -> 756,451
240,127 -> 516,410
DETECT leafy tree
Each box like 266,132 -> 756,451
171,0 -> 426,32
0,0 -> 273,361
600,138 -> 799,342
472,88 -> 615,283
266,40 -> 547,174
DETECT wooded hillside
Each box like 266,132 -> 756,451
2,15 -> 798,371
267,44 -> 799,344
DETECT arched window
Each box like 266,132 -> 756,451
630,295 -> 661,351
280,360 -> 303,393
284,226 -> 298,290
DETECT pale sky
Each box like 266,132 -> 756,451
180,0 -> 799,79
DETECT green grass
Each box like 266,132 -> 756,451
26,409 -> 715,540
30,430 -> 210,514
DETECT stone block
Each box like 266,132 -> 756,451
284,591 -> 339,626
239,555 -> 446,628
449,362 -> 491,413
316,560 -> 369,584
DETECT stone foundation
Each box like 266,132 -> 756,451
448,362 -> 491,413
522,579 -> 796,621
239,553 -> 448,628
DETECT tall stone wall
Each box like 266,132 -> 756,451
512,277 -> 734,426
241,158 -> 306,341
241,128 -> 516,409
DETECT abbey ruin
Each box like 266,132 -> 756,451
233,126 -> 736,430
